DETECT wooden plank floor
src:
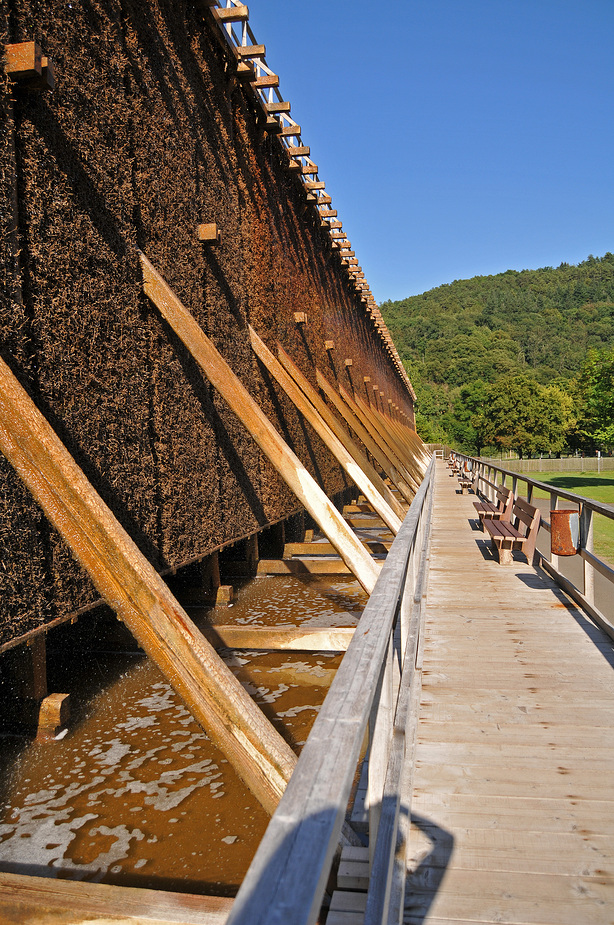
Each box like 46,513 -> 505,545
406,460 -> 614,925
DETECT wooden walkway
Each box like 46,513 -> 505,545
407,460 -> 614,924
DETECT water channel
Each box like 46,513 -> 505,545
0,528 -> 381,896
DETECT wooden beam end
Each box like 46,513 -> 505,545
196,222 -> 222,245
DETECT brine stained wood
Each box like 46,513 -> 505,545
407,460 -> 614,925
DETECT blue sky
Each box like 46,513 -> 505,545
247,0 -> 614,302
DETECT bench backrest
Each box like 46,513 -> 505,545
495,486 -> 514,520
511,497 -> 541,560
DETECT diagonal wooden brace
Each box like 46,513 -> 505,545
139,252 -> 380,595
0,357 -> 296,815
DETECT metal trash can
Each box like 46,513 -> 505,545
550,509 -> 580,556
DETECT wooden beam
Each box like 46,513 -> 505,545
212,4 -> 249,22
274,344 -> 406,522
3,41 -> 41,79
315,370 -> 415,504
203,625 -> 355,652
237,43 -> 265,58
284,541 -> 391,556
251,74 -> 279,88
351,393 -> 423,492
264,115 -> 282,133
265,101 -> 291,113
258,559 -> 352,577
361,397 -> 427,479
140,253 -> 380,595
0,871 -> 233,924
249,329 -> 401,534
196,222 -> 221,245
0,356 -> 296,815
279,124 -> 301,136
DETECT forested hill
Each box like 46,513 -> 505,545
380,253 -> 614,450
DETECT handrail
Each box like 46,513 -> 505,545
227,458 -> 435,925
457,454 -> 614,640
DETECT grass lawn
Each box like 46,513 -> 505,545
516,470 -> 614,564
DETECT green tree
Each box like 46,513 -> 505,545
535,385 -> 575,455
576,348 -> 614,450
483,376 -> 573,458
449,380 -> 489,455
483,376 -> 541,457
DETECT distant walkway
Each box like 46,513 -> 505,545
406,460 -> 614,924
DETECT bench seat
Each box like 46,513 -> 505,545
474,485 -> 513,527
483,497 -> 540,566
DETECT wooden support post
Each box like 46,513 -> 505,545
216,585 -> 235,606
140,253 -> 380,595
273,352 -> 405,522
204,550 -> 221,594
315,370 -> 415,504
0,356 -> 296,814
248,328 -> 401,535
246,533 -> 259,574
8,634 -> 49,705
353,395 -> 424,489
343,387 -> 421,495
362,399 -> 416,472
37,692 -> 70,741
368,638 -> 395,868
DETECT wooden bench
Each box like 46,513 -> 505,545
473,484 -> 513,528
458,463 -> 474,494
483,497 -> 540,566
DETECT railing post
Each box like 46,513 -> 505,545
550,491 -> 559,572
581,505 -> 595,606
367,638 -> 394,867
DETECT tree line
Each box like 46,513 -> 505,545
381,253 -> 614,457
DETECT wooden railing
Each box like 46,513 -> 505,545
457,454 -> 614,641
227,457 -> 435,925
